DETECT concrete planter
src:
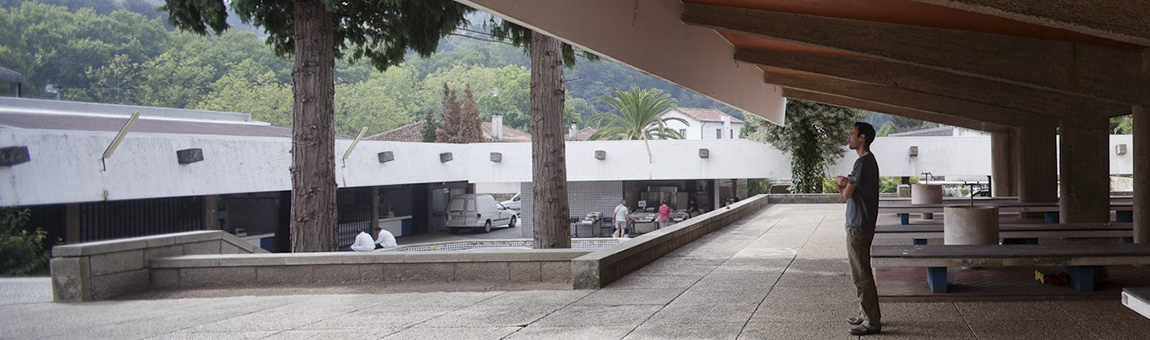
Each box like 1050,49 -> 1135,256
912,184 -> 944,219
943,206 -> 1000,245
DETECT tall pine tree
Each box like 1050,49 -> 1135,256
459,84 -> 484,142
160,0 -> 470,251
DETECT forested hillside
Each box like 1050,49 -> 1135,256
0,0 -> 743,137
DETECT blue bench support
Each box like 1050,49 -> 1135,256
1044,212 -> 1060,223
1119,237 -> 1134,244
927,267 -> 948,293
900,213 -> 910,225
913,238 -> 928,245
1063,266 -> 1097,292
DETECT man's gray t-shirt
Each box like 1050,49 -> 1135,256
845,152 -> 880,229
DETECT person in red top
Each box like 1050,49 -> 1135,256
657,199 -> 671,229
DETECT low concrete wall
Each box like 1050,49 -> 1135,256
150,249 -> 587,290
50,231 -> 268,302
767,194 -> 846,204
571,194 -> 770,289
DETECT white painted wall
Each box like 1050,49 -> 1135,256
0,127 -> 1134,206
828,136 -> 993,178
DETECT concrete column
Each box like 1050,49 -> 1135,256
991,131 -> 1016,197
1058,119 -> 1111,223
202,195 -> 218,230
65,204 -> 80,243
1015,124 -> 1058,218
1135,105 -> 1150,243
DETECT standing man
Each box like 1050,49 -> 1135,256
613,199 -> 632,238
834,122 -> 881,336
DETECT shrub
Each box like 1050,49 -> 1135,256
1,209 -> 51,276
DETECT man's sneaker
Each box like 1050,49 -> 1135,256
849,325 -> 881,336
847,317 -> 864,326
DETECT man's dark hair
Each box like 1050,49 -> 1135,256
854,122 -> 876,147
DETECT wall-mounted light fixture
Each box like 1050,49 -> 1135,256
378,151 -> 394,163
1116,144 -> 1128,156
176,148 -> 203,165
440,152 -> 453,163
490,152 -> 502,162
595,150 -> 606,160
699,148 -> 710,159
909,146 -> 919,157
0,146 -> 30,167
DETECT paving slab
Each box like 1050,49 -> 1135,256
415,303 -> 560,328
967,319 -> 1096,340
503,326 -> 633,340
624,321 -> 744,340
574,288 -> 685,305
144,331 -> 278,340
532,304 -> 662,327
477,289 -> 593,306
380,326 -> 521,340
646,302 -> 758,325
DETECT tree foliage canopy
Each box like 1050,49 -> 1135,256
587,87 -> 684,141
744,100 -> 861,193
162,0 -> 471,73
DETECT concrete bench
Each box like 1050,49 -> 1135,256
1122,288 -> 1150,319
871,243 -> 1150,293
879,202 -> 1134,225
875,223 -> 1134,245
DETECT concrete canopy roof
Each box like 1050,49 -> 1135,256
458,0 -> 1146,129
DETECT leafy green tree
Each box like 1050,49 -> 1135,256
84,54 -> 140,104
744,100 -> 861,193
1111,115 -> 1132,134
1,0 -> 119,14
333,66 -> 422,136
0,209 -> 51,276
587,87 -> 684,140
0,3 -> 167,99
161,0 -> 470,252
194,59 -> 292,126
134,51 -> 219,107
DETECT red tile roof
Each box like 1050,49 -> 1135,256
366,121 -> 426,142
366,121 -> 532,143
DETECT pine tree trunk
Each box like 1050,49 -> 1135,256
530,33 -> 571,249
289,0 -> 337,252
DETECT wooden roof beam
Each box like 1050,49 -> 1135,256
682,3 -> 1149,105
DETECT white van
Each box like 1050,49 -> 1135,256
447,194 -> 517,234
500,192 -> 521,212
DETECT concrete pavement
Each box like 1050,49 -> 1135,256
3,204 -> 1149,339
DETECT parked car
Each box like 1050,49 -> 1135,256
447,194 -> 517,234
500,192 -> 521,212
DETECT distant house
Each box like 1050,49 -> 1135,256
657,107 -> 743,140
889,126 -> 988,137
366,119 -> 531,143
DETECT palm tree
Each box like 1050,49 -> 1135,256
587,87 -> 686,141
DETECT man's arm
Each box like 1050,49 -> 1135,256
835,175 -> 855,199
